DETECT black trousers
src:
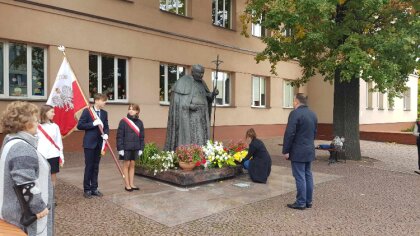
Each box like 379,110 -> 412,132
417,138 -> 420,170
83,148 -> 102,192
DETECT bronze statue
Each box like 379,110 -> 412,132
164,64 -> 218,151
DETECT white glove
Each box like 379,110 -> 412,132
138,150 -> 143,156
93,119 -> 103,127
102,134 -> 109,140
118,150 -> 124,156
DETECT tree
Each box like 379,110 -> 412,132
241,0 -> 419,160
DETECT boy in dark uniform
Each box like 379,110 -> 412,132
77,93 -> 109,198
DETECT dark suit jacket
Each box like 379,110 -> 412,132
282,105 -> 318,163
77,107 -> 109,149
242,138 -> 272,183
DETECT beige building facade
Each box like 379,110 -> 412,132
0,0 -> 417,147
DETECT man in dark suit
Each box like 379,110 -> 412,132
282,93 -> 318,210
77,93 -> 109,198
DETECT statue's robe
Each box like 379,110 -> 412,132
164,75 -> 214,151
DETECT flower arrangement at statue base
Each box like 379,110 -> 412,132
202,140 -> 236,168
224,140 -> 248,163
136,140 -> 248,175
175,144 -> 206,171
136,143 -> 177,176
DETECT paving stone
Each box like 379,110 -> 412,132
54,138 -> 420,235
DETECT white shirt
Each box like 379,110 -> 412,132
37,122 -> 64,161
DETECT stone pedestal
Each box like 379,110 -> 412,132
135,166 -> 243,187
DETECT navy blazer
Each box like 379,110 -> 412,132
282,105 -> 318,162
77,107 -> 109,149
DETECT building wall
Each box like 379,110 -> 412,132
359,75 -> 418,124
0,0 -> 303,134
0,0 -> 417,145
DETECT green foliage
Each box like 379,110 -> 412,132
136,143 -> 160,167
241,0 -> 419,97
401,125 -> 414,132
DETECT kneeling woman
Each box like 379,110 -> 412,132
241,128 -> 272,183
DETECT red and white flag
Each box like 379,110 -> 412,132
47,57 -> 88,137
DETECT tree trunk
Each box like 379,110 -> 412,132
333,70 -> 362,160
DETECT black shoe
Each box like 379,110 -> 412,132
131,186 -> 140,191
306,203 -> 312,208
91,190 -> 103,197
287,203 -> 306,210
83,191 -> 92,199
125,187 -> 133,192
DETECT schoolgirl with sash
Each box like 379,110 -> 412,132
37,105 -> 64,187
116,103 -> 145,191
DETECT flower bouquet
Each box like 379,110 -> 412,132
202,140 -> 236,168
225,140 -> 248,163
175,144 -> 206,170
148,151 -> 176,175
136,143 -> 177,175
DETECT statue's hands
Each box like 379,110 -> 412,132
189,105 -> 198,111
213,89 -> 219,96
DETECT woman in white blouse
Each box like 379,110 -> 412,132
37,105 -> 64,187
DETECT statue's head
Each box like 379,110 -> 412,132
192,64 -> 204,81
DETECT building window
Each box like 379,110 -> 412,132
378,93 -> 384,109
252,14 -> 266,37
160,0 -> 186,16
388,97 -> 395,110
403,88 -> 411,110
0,41 -> 47,99
283,28 -> 293,37
212,0 -> 232,29
89,54 -> 128,102
283,80 -> 294,108
212,71 -> 230,106
366,82 -> 373,109
252,76 -> 266,107
160,63 -> 187,104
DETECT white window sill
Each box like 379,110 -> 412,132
0,96 -> 47,101
282,106 -> 293,109
251,105 -> 267,109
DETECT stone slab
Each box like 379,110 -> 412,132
135,166 -> 243,187
59,163 -> 341,227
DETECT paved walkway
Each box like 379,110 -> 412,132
53,138 -> 420,235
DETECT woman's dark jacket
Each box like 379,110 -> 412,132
116,115 -> 145,151
242,138 -> 272,183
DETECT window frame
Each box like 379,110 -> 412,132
283,80 -> 294,108
159,63 -> 188,105
403,88 -> 411,111
212,71 -> 231,106
251,75 -> 266,108
212,0 -> 233,29
366,81 -> 373,109
88,53 -> 129,103
160,0 -> 187,16
0,41 -> 48,100
251,14 -> 266,37
378,92 -> 385,110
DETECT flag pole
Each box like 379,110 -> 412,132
57,46 -> 125,179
